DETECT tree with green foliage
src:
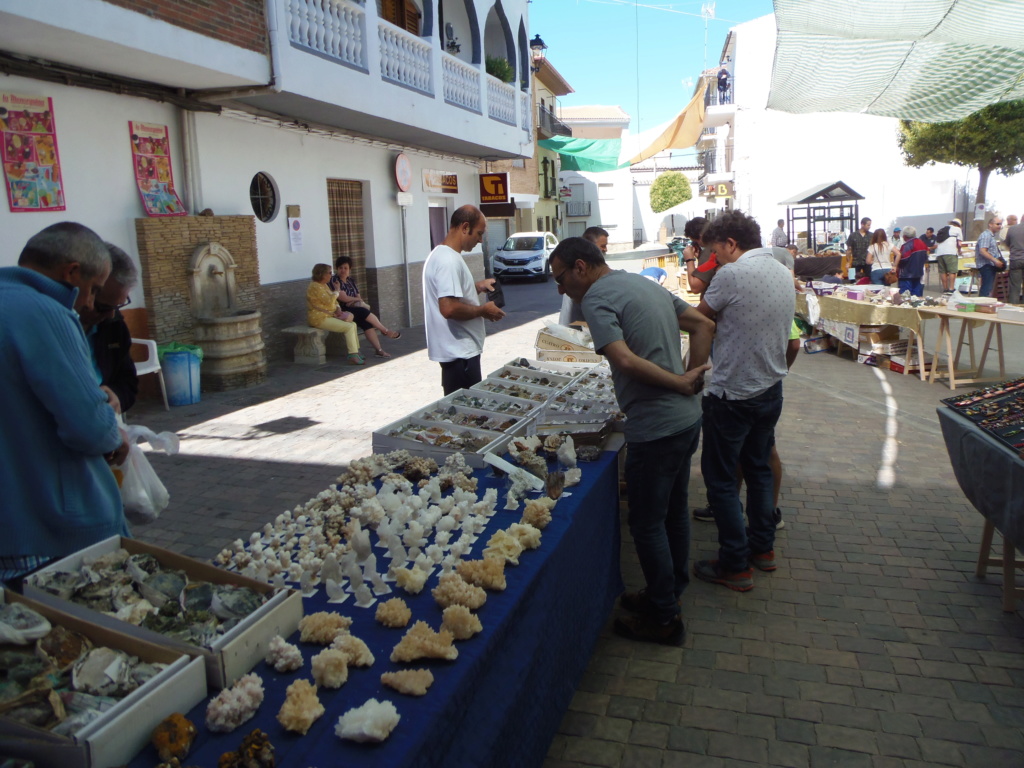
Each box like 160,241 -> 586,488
898,100 -> 1024,236
649,170 -> 693,214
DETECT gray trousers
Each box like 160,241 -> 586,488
1009,262 -> 1024,304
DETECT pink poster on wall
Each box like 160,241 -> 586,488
1,92 -> 66,212
129,121 -> 186,216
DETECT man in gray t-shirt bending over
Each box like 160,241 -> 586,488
549,237 -> 714,646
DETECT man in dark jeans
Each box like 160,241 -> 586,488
845,216 -> 872,280
549,237 -> 714,644
693,211 -> 795,591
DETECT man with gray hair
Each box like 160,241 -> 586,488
0,222 -> 128,582
78,243 -> 140,414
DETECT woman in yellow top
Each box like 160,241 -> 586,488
307,263 -> 363,365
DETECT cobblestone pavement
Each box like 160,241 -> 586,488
130,295 -> 1024,768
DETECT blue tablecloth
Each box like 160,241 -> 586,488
129,448 -> 623,768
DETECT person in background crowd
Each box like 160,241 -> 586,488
423,205 -> 505,394
845,217 -> 872,281
548,236 -> 714,645
1005,214 -> 1024,304
770,219 -> 788,247
692,211 -> 795,592
0,222 -> 128,582
785,243 -> 799,259
933,218 -> 963,294
975,216 -> 1005,298
639,266 -> 668,285
559,226 -> 609,326
77,243 -> 139,414
894,225 -> 929,297
328,256 -> 401,358
866,228 -> 897,285
717,64 -> 731,104
307,263 -> 363,365
921,226 -> 938,285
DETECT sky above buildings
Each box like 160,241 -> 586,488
529,0 -> 774,133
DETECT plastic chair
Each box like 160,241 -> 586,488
132,338 -> 169,411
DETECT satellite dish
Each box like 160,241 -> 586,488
445,22 -> 455,41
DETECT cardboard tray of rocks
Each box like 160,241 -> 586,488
0,589 -> 206,768
23,537 -> 302,689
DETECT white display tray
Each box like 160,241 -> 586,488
499,357 -> 598,377
447,388 -> 542,417
472,377 -> 553,403
0,590 -> 206,768
485,365 -> 576,389
24,537 -> 303,689
372,416 -> 518,468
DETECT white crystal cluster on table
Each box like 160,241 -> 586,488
208,445 -> 576,746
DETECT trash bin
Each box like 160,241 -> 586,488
158,343 -> 203,406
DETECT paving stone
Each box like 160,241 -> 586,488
815,724 -> 879,754
569,691 -> 610,716
666,724 -> 708,754
607,696 -> 646,720
808,746 -> 874,768
875,732 -> 921,760
707,731 -> 768,764
777,718 -> 818,745
561,737 -> 625,767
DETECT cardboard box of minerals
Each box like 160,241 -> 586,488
23,537 -> 303,689
0,589 -> 206,768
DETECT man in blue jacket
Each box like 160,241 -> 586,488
0,222 -> 128,581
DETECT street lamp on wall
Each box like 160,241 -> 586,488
530,34 -> 547,73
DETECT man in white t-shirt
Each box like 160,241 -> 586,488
423,205 -> 506,394
933,218 -> 963,293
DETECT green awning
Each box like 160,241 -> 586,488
537,137 -> 627,172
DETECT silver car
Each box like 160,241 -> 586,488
492,231 -> 559,282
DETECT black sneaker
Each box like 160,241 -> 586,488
613,613 -> 685,646
773,507 -> 785,530
620,589 -> 681,616
692,505 -> 715,522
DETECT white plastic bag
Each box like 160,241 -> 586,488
118,424 -> 180,525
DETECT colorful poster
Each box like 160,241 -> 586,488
129,121 -> 185,216
1,92 -> 65,212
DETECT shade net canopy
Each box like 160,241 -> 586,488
767,0 -> 1024,122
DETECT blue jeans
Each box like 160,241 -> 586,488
701,382 -> 783,572
624,421 -> 701,621
898,277 -> 923,296
978,264 -> 997,297
870,269 -> 889,285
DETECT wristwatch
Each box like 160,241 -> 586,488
684,259 -> 696,264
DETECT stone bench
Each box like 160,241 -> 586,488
281,326 -> 329,365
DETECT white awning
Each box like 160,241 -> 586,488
767,0 -> 1024,122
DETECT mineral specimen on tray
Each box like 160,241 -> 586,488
521,497 -> 556,530
210,585 -> 265,621
206,673 -> 264,733
311,649 -> 348,689
151,712 -> 197,762
325,578 -> 347,602
507,522 -> 542,550
483,530 -> 525,566
264,635 -> 303,673
36,625 -> 91,669
375,597 -> 412,628
335,698 -> 401,743
576,445 -> 601,462
455,557 -> 506,591
390,621 -> 458,662
0,603 -> 52,645
545,470 -> 565,500
431,573 -> 487,610
331,632 -> 375,667
441,605 -> 483,640
380,668 -> 434,696
276,679 -> 324,735
565,467 -> 582,487
353,583 -> 375,607
298,611 -> 352,644
72,647 -> 137,697
394,567 -> 428,595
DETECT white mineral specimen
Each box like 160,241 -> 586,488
381,668 -> 434,696
206,673 -> 264,732
556,435 -> 577,468
354,583 -> 375,608
375,597 -> 412,628
441,605 -> 483,640
311,648 -> 349,688
265,635 -> 303,673
331,632 -> 375,667
483,530 -> 525,565
507,522 -> 542,550
335,698 -> 400,743
395,568 -> 427,595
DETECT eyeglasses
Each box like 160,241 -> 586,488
553,268 -> 569,286
94,295 -> 131,313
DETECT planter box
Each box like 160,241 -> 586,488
0,590 -> 206,768
24,537 -> 302,689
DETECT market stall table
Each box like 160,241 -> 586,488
128,446 -> 624,768
796,293 -> 929,379
920,305 -> 1024,389
938,408 -> 1024,611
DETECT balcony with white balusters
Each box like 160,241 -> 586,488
239,0 -> 531,158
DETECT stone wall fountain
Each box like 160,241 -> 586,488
189,242 -> 267,391
135,215 -> 267,394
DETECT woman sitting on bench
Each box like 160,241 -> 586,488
328,256 -> 401,358
307,263 -> 364,365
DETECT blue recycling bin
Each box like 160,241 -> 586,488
162,350 -> 201,406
